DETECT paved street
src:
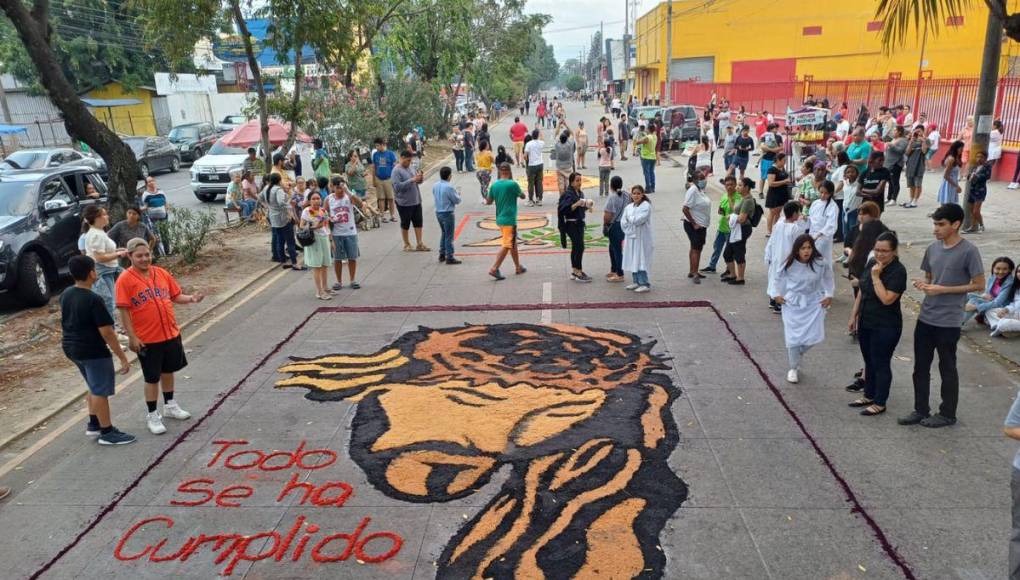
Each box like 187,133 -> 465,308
1,100 -> 1018,579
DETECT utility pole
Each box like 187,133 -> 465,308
665,0 -> 673,105
624,0 -> 630,96
600,20 -> 605,96
962,10 -> 1003,230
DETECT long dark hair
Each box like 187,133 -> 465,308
848,220 -> 889,278
942,140 -> 964,167
991,256 -> 1016,284
1005,263 -> 1020,305
783,234 -> 822,272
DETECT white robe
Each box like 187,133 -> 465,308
808,198 -> 839,267
774,259 -> 834,348
764,219 -> 809,298
621,201 -> 653,273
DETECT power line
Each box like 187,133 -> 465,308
544,20 -> 624,35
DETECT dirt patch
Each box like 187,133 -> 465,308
0,226 -> 273,442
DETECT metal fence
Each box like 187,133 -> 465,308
666,76 -> 1020,150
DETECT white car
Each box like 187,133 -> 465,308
217,115 -> 248,133
189,138 -> 256,202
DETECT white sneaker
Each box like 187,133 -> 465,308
1009,182 -> 1019,190
634,285 -> 650,293
163,401 -> 191,420
146,411 -> 167,435
625,283 -> 639,290
786,369 -> 799,384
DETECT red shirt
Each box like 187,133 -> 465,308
115,266 -> 182,344
510,122 -> 528,142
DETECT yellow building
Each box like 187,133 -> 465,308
632,0 -> 1014,100
84,82 -> 159,136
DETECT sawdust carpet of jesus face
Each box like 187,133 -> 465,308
276,322 -> 687,579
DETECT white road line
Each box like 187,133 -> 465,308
541,281 -> 552,324
0,268 -> 289,479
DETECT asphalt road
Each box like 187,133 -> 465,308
145,161 -> 226,220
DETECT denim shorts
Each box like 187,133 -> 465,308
333,234 -> 360,261
73,357 -> 116,397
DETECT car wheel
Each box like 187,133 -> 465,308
195,192 -> 217,202
192,148 -> 203,161
170,157 -> 180,172
16,252 -> 50,307
140,163 -> 150,179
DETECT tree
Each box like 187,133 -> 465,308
876,0 -> 1002,228
137,0 -> 273,167
0,0 -> 139,218
877,0 -> 1020,44
0,0 -> 173,93
385,0 -> 475,83
565,75 -> 584,92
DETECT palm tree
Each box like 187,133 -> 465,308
876,0 -> 1020,44
876,0 -> 1004,227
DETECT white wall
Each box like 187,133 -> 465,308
209,93 -> 249,123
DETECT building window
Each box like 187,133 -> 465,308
946,15 -> 964,26
866,20 -> 883,32
802,26 -> 822,36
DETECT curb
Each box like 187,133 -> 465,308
0,260 -> 281,452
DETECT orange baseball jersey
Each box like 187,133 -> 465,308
114,266 -> 182,344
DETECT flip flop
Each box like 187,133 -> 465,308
848,398 -> 875,408
515,266 -> 527,275
860,405 -> 886,416
489,269 -> 506,281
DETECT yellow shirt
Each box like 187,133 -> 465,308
476,151 -> 494,171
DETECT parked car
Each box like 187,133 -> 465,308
123,136 -> 180,179
629,106 -> 663,129
190,138 -> 253,202
167,122 -> 218,162
660,105 -> 700,145
0,167 -> 108,306
0,147 -> 106,176
217,115 -> 248,133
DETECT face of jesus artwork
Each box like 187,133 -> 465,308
276,322 -> 687,579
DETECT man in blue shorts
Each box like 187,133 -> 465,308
61,255 -> 135,445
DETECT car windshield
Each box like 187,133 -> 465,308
124,139 -> 145,156
226,116 -> 245,124
168,126 -> 200,141
207,140 -> 248,156
0,181 -> 37,216
635,108 -> 659,119
2,151 -> 48,169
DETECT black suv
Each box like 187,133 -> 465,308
167,122 -> 218,162
0,167 -> 107,306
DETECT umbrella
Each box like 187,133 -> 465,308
219,119 -> 311,148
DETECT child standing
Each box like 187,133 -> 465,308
597,138 -> 614,197
475,141 -> 495,203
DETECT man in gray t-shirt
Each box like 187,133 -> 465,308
391,151 -> 429,252
899,204 -> 985,429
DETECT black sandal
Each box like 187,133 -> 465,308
860,405 -> 886,416
848,398 -> 875,408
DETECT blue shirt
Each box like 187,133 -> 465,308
432,181 -> 461,213
1006,394 -> 1020,469
372,150 -> 398,180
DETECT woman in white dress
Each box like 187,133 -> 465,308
773,234 -> 835,383
764,200 -> 807,314
808,179 -> 840,267
621,185 -> 654,293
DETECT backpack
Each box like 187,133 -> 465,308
749,201 -> 765,228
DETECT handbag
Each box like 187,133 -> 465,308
295,225 -> 316,248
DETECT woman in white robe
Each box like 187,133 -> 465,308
773,234 -> 835,383
808,180 -> 840,267
764,200 -> 808,311
621,185 -> 653,292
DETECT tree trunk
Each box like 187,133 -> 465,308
963,10 -> 1002,230
229,0 -> 271,168
284,43 -> 304,149
0,0 -> 138,220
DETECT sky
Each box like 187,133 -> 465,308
527,0 -> 629,66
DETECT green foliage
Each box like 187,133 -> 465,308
378,77 -> 445,147
565,75 -> 585,92
384,0 -> 476,82
303,88 -> 387,161
0,0 -> 175,93
155,207 -> 217,264
132,0 -> 224,73
874,0 -> 969,49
